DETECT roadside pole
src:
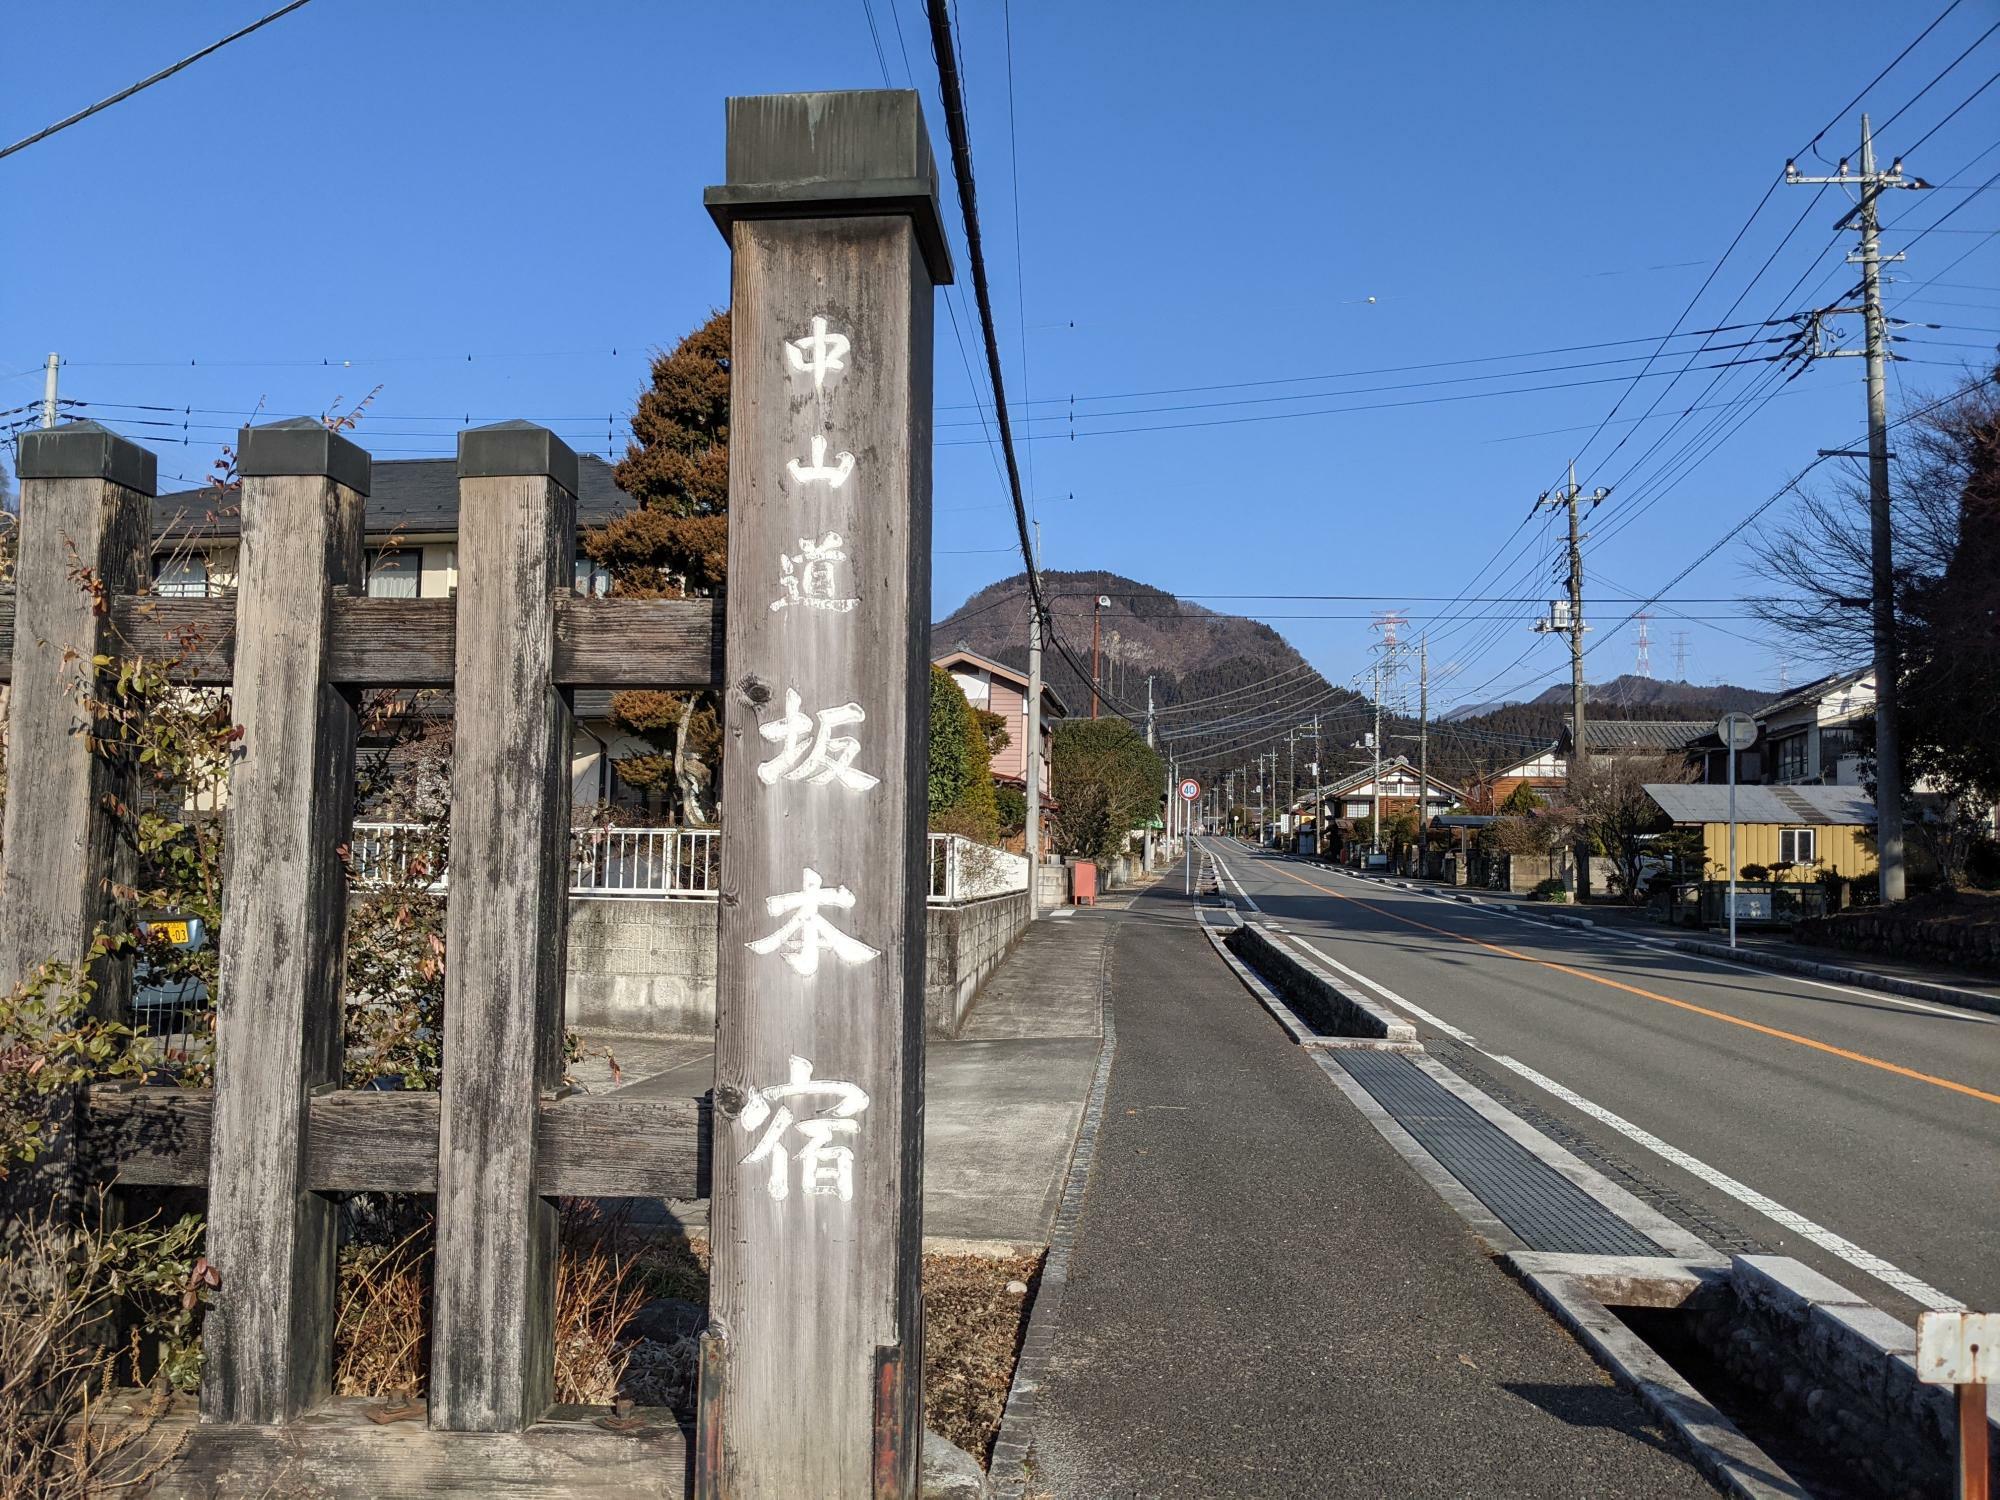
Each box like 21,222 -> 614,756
1717,713 -> 1756,951
1025,594 -> 1042,920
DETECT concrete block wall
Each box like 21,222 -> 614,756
924,891 -> 1032,1038
564,897 -> 718,1035
563,890 -> 1032,1040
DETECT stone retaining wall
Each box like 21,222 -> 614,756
1796,906 -> 2000,976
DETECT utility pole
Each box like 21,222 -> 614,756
1786,116 -> 1929,903
41,353 -> 59,429
1417,634 -> 1429,879
1371,659 -> 1384,859
1536,462 -> 1607,896
1312,712 -> 1323,857
1025,587 -> 1043,919
1145,674 -> 1155,748
1090,594 -> 1108,719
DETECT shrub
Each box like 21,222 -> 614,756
1528,877 -> 1571,902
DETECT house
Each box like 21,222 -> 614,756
1642,782 -> 1877,880
151,456 -> 638,806
1467,744 -> 1565,810
1301,755 -> 1464,828
1682,667 -> 1874,788
1557,719 -> 1711,761
932,646 -> 1065,801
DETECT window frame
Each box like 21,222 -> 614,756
366,546 -> 423,600
153,553 -> 210,599
1778,826 -> 1817,866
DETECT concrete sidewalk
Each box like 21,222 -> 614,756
1026,880 -> 1721,1499
576,901 -> 1113,1247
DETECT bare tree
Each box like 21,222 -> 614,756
1571,754 -> 1693,902
1750,370 -> 1997,669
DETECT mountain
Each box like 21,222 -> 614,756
933,570 -> 1362,760
932,572 -> 1766,802
1527,674 -> 1766,712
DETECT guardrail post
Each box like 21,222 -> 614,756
700,90 -> 951,1499
0,421 -> 155,1010
430,422 -> 576,1431
203,418 -> 367,1422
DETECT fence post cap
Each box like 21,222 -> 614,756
238,417 -> 371,496
17,419 -> 157,495
704,89 -> 954,284
457,420 -> 578,496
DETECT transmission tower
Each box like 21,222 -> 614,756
1672,631 -> 1689,681
1634,612 -> 1653,678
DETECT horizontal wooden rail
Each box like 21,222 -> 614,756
0,593 -> 725,690
84,1086 -> 710,1198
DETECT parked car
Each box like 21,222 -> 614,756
134,914 -> 208,1034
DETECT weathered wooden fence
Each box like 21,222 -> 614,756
0,88 -> 945,1500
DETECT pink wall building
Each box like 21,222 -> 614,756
934,647 -> 1066,800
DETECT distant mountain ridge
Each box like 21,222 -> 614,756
932,571 -> 1763,792
933,570 -> 1360,759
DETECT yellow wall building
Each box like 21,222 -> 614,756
1646,783 -> 1877,881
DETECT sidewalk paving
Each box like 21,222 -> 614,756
1027,879 -> 1720,1499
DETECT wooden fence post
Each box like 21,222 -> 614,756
0,420 -> 155,1009
700,90 -> 951,1499
203,419 -> 367,1423
429,422 -> 576,1431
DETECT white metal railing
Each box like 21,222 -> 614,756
352,824 -> 1022,905
349,822 -> 448,891
572,825 -> 721,898
928,831 -> 1030,903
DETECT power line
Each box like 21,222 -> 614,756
923,0 -> 1144,724
0,1 -> 314,163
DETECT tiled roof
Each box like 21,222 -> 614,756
152,454 -> 630,541
1578,720 -> 1709,752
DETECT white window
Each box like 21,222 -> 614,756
1778,827 -> 1816,865
153,555 -> 209,598
574,557 -> 611,597
367,547 -> 421,599
1345,800 -> 1370,819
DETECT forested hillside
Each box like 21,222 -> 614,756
933,572 -> 1761,795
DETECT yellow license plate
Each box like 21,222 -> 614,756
147,921 -> 191,945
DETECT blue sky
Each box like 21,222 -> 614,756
3,2 -> 1994,710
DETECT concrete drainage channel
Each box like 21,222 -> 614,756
1198,899 -> 2000,1500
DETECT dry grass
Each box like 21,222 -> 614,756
921,1251 -> 1042,1465
552,1204 -> 651,1405
0,1209 -> 183,1498
332,1204 -> 670,1407
332,1223 -> 432,1400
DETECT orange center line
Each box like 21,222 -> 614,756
1264,861 -> 2000,1109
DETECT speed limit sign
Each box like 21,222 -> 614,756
1178,777 -> 1202,802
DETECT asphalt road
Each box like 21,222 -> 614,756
1030,881 -> 1721,1499
1203,840 -> 2000,1323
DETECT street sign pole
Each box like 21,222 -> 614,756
1179,777 -> 1202,896
1716,713 -> 1757,951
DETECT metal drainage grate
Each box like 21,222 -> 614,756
1334,1050 -> 1664,1257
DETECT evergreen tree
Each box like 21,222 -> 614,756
585,311 -> 730,820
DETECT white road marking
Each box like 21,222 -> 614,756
1409,885 -> 1992,1023
1214,844 -> 1968,1310
1485,1051 -> 1963,1312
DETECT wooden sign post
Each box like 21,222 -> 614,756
700,90 -> 951,1500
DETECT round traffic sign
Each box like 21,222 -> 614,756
1178,777 -> 1202,802
1716,712 -> 1758,751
